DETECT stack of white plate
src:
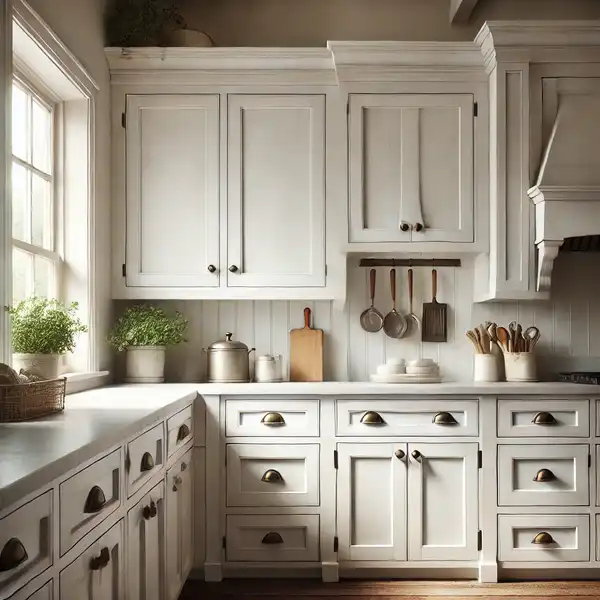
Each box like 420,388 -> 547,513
371,359 -> 442,384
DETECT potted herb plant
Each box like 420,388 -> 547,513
10,298 -> 87,379
108,304 -> 187,383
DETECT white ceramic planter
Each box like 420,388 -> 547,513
125,346 -> 166,383
13,353 -> 60,379
169,29 -> 213,47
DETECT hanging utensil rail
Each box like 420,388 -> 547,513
359,258 -> 462,268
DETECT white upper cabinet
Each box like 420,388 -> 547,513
125,94 -> 220,289
349,94 -> 474,244
227,95 -> 326,288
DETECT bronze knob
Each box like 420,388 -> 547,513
229,265 -> 239,273
89,547 -> 110,571
207,264 -> 217,273
400,223 -> 410,232
414,222 -> 424,232
395,449 -> 405,460
411,449 -> 422,461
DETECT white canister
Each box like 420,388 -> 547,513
503,352 -> 537,382
254,354 -> 282,382
473,354 -> 499,382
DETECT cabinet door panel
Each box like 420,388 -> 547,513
126,95 -> 219,288
127,482 -> 165,600
337,443 -> 407,561
227,95 -> 325,287
349,94 -> 474,243
408,443 -> 478,561
165,449 -> 193,600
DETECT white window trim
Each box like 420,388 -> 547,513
7,0 -> 100,372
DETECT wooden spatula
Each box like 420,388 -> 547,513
422,269 -> 447,342
290,307 -> 323,382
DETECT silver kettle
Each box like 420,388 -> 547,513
204,333 -> 255,383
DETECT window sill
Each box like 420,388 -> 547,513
63,371 -> 110,395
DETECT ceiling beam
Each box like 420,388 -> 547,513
449,0 -> 480,23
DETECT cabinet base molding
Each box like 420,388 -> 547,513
338,566 -> 478,580
500,567 -> 600,581
222,564 -> 322,579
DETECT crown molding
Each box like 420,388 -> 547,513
105,47 -> 334,72
476,21 -> 600,71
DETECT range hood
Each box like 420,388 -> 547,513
528,84 -> 600,291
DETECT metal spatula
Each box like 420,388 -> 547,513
422,269 -> 447,342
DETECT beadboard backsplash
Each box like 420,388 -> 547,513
115,253 -> 600,382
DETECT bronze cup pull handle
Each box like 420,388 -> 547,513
432,412 -> 458,425
140,452 -> 155,472
360,411 -> 385,425
84,485 -> 107,514
261,412 -> 285,426
533,468 -> 556,482
90,547 -> 110,571
532,412 -> 557,425
261,469 -> 284,483
177,423 -> 190,442
532,532 -> 555,545
261,532 -> 284,545
0,538 -> 28,572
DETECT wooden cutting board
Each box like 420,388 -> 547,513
290,307 -> 323,382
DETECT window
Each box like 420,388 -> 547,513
11,76 -> 59,304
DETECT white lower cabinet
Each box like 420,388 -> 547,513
407,443 -> 479,561
59,519 -> 125,600
337,442 -> 479,562
337,443 -> 407,561
165,449 -> 193,600
127,481 -> 165,600
8,580 -> 53,600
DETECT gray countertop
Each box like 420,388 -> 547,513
0,384 -> 198,514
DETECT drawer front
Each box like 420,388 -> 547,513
498,515 -> 589,562
0,492 -> 52,594
9,580 -> 53,600
226,444 -> 319,507
226,515 -> 319,562
498,399 -> 589,438
167,405 -> 193,457
59,519 -> 124,600
336,399 -> 478,437
127,423 -> 164,496
59,448 -> 121,555
225,399 -> 319,437
498,445 -> 589,506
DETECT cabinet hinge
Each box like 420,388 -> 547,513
477,530 -> 482,551
346,101 -> 349,116
478,450 -> 482,469
334,536 -> 339,552
122,263 -> 126,277
334,450 -> 338,469
121,112 -> 126,128
224,452 -> 227,467
473,102 -> 478,117
222,536 -> 226,550
325,264 -> 328,277
589,453 -> 592,468
125,450 -> 131,471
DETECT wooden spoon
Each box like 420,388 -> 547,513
496,326 -> 510,353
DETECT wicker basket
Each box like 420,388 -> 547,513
0,378 -> 66,422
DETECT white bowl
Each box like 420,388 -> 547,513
377,362 -> 406,376
406,365 -> 439,375
407,358 -> 436,368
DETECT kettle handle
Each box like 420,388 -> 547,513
249,348 -> 256,355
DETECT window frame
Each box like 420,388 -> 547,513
11,69 -> 62,304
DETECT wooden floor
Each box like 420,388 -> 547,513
180,580 -> 600,600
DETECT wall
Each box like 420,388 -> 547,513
183,0 -> 600,47
24,0 -> 112,370
121,252 -> 600,383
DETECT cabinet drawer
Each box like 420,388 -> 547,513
336,400 -> 478,436
225,399 -> 319,437
498,445 -> 589,506
0,492 -> 52,594
8,580 -> 53,600
60,519 -> 124,600
167,405 -> 193,457
498,399 -> 589,438
226,444 -> 319,507
127,423 -> 164,496
59,449 -> 121,555
498,515 -> 589,562
226,515 -> 319,562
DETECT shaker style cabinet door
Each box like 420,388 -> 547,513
407,443 -> 479,561
227,95 -> 326,287
125,94 -> 220,288
336,443 -> 407,561
165,449 -> 193,600
127,482 -> 165,600
349,94 -> 474,243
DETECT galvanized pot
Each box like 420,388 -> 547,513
204,333 -> 255,383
